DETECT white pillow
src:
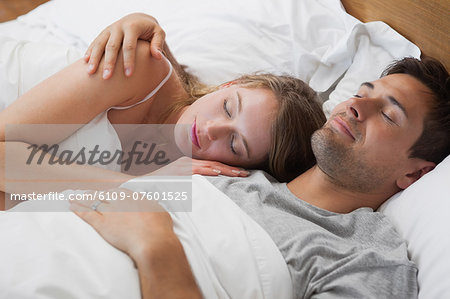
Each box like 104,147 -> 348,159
18,0 -> 418,97
20,0 -> 356,87
322,21 -> 420,117
378,155 -> 450,298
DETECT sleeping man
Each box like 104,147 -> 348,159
71,13 -> 450,299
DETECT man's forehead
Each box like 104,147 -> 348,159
332,74 -> 432,117
371,73 -> 429,94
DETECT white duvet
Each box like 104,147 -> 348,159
0,175 -> 293,299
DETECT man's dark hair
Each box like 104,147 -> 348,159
381,57 -> 450,164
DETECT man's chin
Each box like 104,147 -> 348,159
311,128 -> 343,158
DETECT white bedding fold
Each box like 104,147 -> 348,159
0,176 -> 293,299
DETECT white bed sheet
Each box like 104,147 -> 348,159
0,176 -> 292,299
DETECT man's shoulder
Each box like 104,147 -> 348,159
207,172 -> 418,298
207,170 -> 279,195
285,209 -> 418,298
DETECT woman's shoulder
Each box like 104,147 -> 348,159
108,42 -> 189,123
121,41 -> 173,103
111,42 -> 174,110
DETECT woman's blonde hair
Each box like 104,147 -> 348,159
165,68 -> 326,182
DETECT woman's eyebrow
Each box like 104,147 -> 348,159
242,137 -> 250,159
236,90 -> 242,113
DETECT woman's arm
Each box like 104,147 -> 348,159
0,141 -> 135,210
0,143 -> 249,211
0,41 -> 170,142
0,41 -> 171,208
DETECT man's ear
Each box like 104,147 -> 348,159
396,160 -> 436,189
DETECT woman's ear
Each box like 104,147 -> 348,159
396,160 -> 435,189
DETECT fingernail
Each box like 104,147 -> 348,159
231,170 -> 241,174
87,63 -> 94,72
103,69 -> 110,79
212,169 -> 221,174
125,67 -> 132,77
241,170 -> 250,176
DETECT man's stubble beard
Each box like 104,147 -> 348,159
311,127 -> 386,193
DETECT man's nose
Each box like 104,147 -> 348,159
205,120 -> 232,141
346,96 -> 379,122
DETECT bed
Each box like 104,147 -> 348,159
0,0 -> 449,298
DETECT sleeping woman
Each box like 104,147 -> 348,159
0,13 -> 325,208
0,12 -> 328,298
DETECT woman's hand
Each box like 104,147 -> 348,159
151,156 -> 250,177
85,13 -> 166,79
70,189 -> 172,259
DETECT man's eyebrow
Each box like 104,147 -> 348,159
236,90 -> 250,158
388,95 -> 408,118
361,81 -> 408,118
361,82 -> 374,89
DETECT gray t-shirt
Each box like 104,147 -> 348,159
208,171 -> 418,298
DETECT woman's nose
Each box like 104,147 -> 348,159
205,120 -> 231,141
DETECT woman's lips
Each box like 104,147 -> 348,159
191,119 -> 201,148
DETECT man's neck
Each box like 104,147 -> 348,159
286,165 -> 393,213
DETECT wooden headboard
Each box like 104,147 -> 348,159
341,0 -> 450,71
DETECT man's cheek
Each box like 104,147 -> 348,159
330,103 -> 347,115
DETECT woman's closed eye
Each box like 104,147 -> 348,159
223,99 -> 238,155
230,134 -> 237,155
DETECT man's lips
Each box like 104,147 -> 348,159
191,119 -> 201,148
332,116 -> 355,140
